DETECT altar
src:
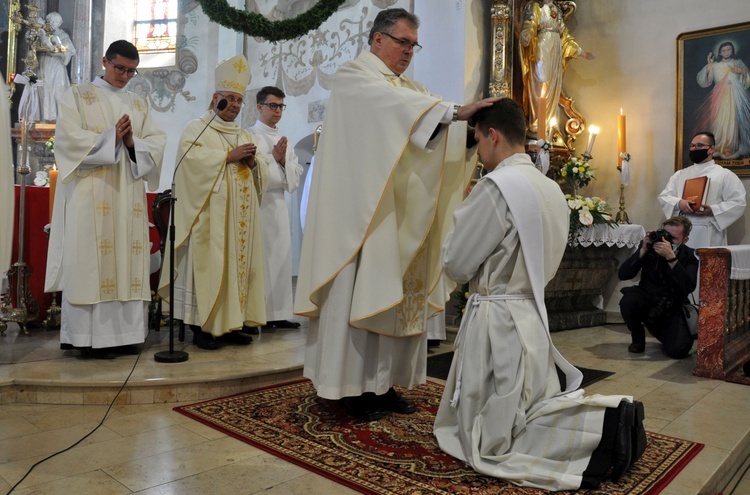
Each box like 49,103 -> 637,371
4,185 -> 160,327
545,223 -> 645,331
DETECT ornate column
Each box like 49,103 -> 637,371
70,0 -> 92,84
489,0 -> 514,98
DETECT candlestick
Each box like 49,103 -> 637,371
49,164 -> 58,222
536,96 -> 547,139
617,108 -> 626,167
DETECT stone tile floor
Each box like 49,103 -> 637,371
1,320 -> 748,494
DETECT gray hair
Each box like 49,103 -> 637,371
368,8 -> 419,45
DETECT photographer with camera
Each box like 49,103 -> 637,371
618,216 -> 698,359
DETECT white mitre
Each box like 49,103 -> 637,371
215,54 -> 251,93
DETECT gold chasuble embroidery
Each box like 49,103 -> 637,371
72,84 -> 147,302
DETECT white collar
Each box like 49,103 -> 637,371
92,76 -> 126,93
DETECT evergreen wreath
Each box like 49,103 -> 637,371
197,0 -> 348,42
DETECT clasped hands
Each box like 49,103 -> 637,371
228,143 -> 257,168
115,114 -> 134,148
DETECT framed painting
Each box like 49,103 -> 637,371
677,21 -> 750,176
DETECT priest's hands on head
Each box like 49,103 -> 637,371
228,143 -> 257,168
272,136 -> 287,166
116,114 -> 134,148
456,97 -> 504,122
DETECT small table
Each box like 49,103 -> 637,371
546,224 -> 645,331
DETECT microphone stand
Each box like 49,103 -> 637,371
155,101 -> 226,363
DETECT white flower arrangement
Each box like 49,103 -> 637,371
565,194 -> 616,240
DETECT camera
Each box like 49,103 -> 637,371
648,229 -> 673,245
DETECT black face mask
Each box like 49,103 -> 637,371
689,148 -> 710,164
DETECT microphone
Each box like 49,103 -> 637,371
172,98 -> 227,181
154,98 -> 227,364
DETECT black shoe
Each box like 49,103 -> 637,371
191,326 -> 219,350
60,343 -> 76,350
240,325 -> 260,336
610,401 -> 634,482
84,347 -> 117,360
631,401 -> 647,466
217,331 -> 253,345
377,387 -> 417,414
267,320 -> 301,328
628,343 -> 645,353
111,344 -> 142,355
339,393 -> 385,421
427,339 -> 441,348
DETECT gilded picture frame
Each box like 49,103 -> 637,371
676,21 -> 750,177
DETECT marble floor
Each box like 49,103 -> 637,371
1,319 -> 749,495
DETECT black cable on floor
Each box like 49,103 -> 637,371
4,332 -> 152,495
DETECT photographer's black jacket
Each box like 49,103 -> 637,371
618,242 -> 699,302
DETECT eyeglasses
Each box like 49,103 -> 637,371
107,59 -> 138,76
380,32 -> 422,53
217,93 -> 245,106
688,143 -> 712,150
261,102 -> 287,111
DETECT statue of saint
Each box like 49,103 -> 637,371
37,12 -> 76,122
520,0 -> 593,135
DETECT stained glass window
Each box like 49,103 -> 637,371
133,0 -> 178,54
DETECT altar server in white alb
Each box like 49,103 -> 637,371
248,86 -> 304,330
46,40 -> 166,359
434,99 -> 646,490
658,131 -> 746,248
295,7 -> 497,421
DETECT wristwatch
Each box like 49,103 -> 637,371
452,104 -> 461,122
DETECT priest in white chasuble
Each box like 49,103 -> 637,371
45,40 -> 166,358
295,7 -> 497,420
159,55 -> 269,350
434,99 -> 646,490
248,86 -> 304,330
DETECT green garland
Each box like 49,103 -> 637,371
197,0 -> 348,42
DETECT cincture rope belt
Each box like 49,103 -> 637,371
450,292 -> 533,407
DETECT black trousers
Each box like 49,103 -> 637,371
619,286 -> 693,359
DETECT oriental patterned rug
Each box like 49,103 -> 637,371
174,380 -> 703,495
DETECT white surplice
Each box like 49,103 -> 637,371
434,155 -> 629,491
45,77 -> 166,348
248,121 -> 303,321
296,50 -> 473,399
658,160 -> 746,248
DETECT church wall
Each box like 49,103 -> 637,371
562,0 -> 750,313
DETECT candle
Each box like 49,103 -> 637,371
536,96 -> 547,140
49,164 -> 58,221
586,125 -> 600,155
617,108 -> 627,165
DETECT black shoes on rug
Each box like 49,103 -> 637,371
339,387 -> 417,421
611,399 -> 647,482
